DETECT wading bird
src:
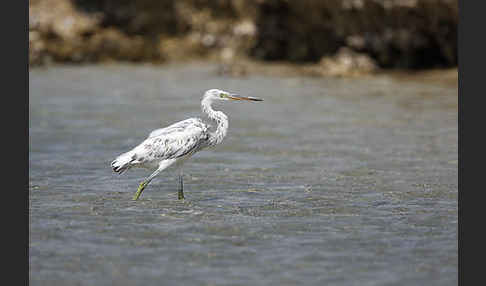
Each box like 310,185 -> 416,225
111,89 -> 263,200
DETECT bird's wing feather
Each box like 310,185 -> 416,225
132,118 -> 209,164
147,118 -> 203,139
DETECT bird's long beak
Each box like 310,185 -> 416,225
227,94 -> 264,101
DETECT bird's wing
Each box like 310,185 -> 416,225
147,118 -> 203,139
133,118 -> 210,163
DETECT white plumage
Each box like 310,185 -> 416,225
111,89 -> 263,200
112,118 -> 209,173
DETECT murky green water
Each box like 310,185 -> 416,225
29,63 -> 457,286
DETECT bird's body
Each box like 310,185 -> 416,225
111,89 -> 262,200
112,118 -> 210,172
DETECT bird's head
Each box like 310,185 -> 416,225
203,89 -> 263,102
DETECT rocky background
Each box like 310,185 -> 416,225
29,0 -> 457,75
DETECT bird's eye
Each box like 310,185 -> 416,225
219,93 -> 225,98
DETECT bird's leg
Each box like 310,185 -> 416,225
178,168 -> 184,200
133,180 -> 149,201
132,168 -> 161,200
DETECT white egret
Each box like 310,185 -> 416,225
111,89 -> 263,200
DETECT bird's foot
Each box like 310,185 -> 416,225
133,181 -> 147,200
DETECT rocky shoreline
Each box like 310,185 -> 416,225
29,0 -> 457,75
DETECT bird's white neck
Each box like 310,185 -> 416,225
201,97 -> 228,146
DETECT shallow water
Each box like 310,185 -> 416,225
29,63 -> 458,286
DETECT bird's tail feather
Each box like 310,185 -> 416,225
111,152 -> 134,174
